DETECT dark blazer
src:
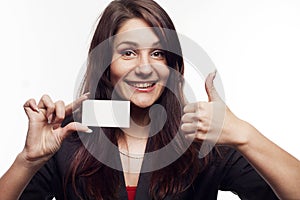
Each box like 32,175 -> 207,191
20,135 -> 278,200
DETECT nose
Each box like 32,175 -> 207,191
135,51 -> 153,78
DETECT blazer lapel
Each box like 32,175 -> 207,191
135,172 -> 152,200
118,170 -> 129,200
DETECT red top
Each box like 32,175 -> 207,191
126,186 -> 137,200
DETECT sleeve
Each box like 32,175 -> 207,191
218,148 -> 279,200
19,156 -> 62,200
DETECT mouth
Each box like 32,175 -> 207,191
125,81 -> 157,92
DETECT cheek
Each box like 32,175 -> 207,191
110,62 -> 125,86
110,67 -> 119,86
160,67 -> 170,84
110,58 -> 136,85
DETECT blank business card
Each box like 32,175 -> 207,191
82,100 -> 130,128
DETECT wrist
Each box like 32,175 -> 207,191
233,120 -> 257,152
17,150 -> 48,171
225,118 -> 253,149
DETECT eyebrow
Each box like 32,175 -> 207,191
115,41 -> 162,49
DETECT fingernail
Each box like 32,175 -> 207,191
185,135 -> 193,141
35,107 -> 40,113
75,123 -> 93,133
48,114 -> 53,124
85,128 -> 93,133
210,69 -> 216,76
82,92 -> 90,98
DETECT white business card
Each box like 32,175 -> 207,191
82,100 -> 130,128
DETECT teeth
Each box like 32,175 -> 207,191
129,82 -> 154,88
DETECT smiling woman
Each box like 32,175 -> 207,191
0,0 -> 300,200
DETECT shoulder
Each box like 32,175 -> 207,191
201,146 -> 240,167
196,146 -> 247,181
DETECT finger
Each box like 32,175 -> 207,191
23,98 -> 40,113
58,122 -> 92,141
38,95 -> 55,122
65,92 -> 90,116
184,133 -> 196,141
181,123 -> 196,133
183,102 -> 206,113
183,103 -> 196,113
53,100 -> 65,124
181,112 -> 204,123
181,113 -> 194,123
182,122 -> 203,132
205,70 -> 221,102
185,132 -> 206,141
181,121 -> 208,133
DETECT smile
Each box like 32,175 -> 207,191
128,82 -> 155,88
126,81 -> 157,92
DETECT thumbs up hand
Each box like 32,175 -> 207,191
181,71 -> 247,147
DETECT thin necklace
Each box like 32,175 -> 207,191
119,150 -> 144,159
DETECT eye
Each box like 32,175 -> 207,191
151,50 -> 165,59
120,49 -> 137,58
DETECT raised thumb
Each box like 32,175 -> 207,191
205,70 -> 220,101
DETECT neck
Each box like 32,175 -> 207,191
130,103 -> 150,126
118,104 -> 150,153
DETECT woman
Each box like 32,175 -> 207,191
0,0 -> 299,199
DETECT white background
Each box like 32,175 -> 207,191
1,0 -> 300,199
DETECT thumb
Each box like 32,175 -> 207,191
205,70 -> 221,102
58,122 -> 92,141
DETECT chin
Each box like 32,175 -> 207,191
130,98 -> 156,108
131,101 -> 153,108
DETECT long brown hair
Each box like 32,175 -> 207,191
65,0 -> 208,199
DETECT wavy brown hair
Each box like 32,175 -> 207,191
64,0 -> 209,199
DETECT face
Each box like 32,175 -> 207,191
110,18 -> 170,108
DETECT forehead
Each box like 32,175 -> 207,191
114,18 -> 161,48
